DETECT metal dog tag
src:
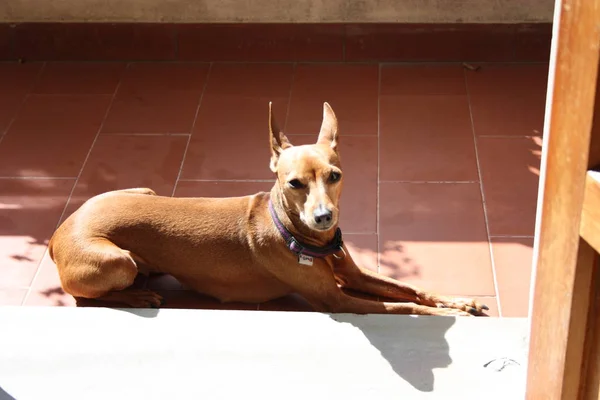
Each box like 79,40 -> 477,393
298,254 -> 314,266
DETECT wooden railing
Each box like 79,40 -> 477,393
526,0 -> 600,398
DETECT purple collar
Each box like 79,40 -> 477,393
268,200 -> 344,258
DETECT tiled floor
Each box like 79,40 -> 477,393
0,61 -> 546,317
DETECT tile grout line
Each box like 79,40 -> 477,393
478,135 -> 542,139
179,179 -> 275,183
283,62 -> 297,132
112,60 -> 547,66
172,62 -> 214,197
171,136 -> 192,196
0,176 -> 76,180
0,62 -> 47,148
380,180 -> 479,184
463,68 -> 503,317
19,93 -> 122,97
489,235 -> 535,239
21,62 -> 128,306
102,132 -> 192,137
376,62 -> 382,274
287,133 -> 377,137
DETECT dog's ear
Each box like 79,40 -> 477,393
269,102 -> 292,172
317,102 -> 338,151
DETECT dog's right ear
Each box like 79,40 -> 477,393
269,102 -> 292,172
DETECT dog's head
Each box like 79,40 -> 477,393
269,102 -> 342,232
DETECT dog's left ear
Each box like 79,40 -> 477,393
269,102 -> 292,172
317,102 -> 338,151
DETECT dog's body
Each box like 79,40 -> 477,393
49,103 -> 487,316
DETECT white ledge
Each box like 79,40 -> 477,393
0,307 -> 528,399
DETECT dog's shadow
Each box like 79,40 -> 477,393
0,385 -> 16,400
329,313 -> 455,392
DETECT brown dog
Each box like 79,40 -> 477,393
49,103 -> 488,316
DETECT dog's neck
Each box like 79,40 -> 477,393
269,187 -> 338,248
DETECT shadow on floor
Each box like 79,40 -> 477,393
330,313 -> 455,392
0,386 -> 16,400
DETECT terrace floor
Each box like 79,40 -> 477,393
0,61 -> 546,316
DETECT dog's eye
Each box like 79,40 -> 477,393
288,179 -> 305,189
329,172 -> 342,183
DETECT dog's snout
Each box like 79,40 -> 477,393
314,205 -> 333,225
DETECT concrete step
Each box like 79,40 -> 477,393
1,0 -> 553,23
0,307 -> 528,399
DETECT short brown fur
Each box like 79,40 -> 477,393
49,103 -> 488,316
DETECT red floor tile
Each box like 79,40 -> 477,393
381,64 -> 467,96
23,252 -> 76,306
182,96 -> 289,180
466,64 -> 548,136
343,234 -> 378,273
61,134 -> 188,220
0,63 -> 42,133
0,133 -> 96,178
8,94 -> 112,134
379,182 -> 495,296
380,95 -> 478,181
118,63 -> 210,94
491,237 -> 534,317
472,296 -> 499,317
380,65 -> 478,181
102,63 -> 210,134
102,91 -> 201,134
180,64 -> 293,180
287,135 -> 377,233
0,61 -> 543,315
477,136 -> 541,236
204,63 -> 294,98
33,63 -> 126,94
0,289 -> 28,306
0,95 -> 112,177
0,178 -> 74,288
286,64 -> 379,136
33,62 -> 126,94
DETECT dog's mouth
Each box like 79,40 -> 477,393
311,223 -> 336,232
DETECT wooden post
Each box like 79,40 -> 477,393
525,0 -> 600,398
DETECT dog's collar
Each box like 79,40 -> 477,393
268,199 -> 344,259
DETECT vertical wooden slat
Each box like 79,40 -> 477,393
580,254 -> 600,400
526,0 -> 600,398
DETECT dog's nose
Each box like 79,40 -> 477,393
314,206 -> 333,225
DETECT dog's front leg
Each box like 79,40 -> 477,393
276,261 -> 471,316
333,245 -> 489,316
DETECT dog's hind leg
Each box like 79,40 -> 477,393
58,238 -> 162,308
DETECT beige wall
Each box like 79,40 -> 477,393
0,0 -> 554,23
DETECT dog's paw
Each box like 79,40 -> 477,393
435,296 -> 489,316
119,289 -> 164,308
432,307 -> 474,317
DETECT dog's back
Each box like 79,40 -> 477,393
50,189 -> 292,304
